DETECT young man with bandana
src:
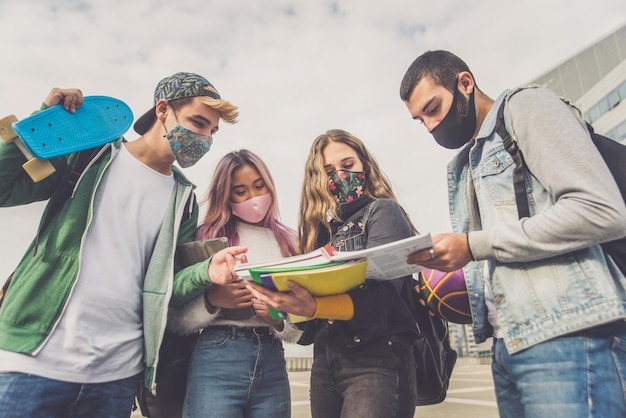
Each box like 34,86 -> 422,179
0,72 -> 246,417
400,50 -> 626,417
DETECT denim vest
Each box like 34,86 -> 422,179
449,90 -> 626,354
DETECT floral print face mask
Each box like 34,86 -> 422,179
165,124 -> 213,168
328,170 -> 366,204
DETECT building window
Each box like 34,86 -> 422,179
584,80 -> 626,124
585,104 -> 601,124
618,80 -> 626,102
597,96 -> 610,115
612,121 -> 626,141
606,121 -> 626,142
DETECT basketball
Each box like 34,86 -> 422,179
419,268 -> 472,324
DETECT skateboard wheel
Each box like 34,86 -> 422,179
22,158 -> 56,182
0,115 -> 18,143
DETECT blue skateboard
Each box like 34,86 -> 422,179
0,96 -> 133,182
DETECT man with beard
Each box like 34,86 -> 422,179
399,50 -> 626,417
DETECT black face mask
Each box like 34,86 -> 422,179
431,84 -> 477,149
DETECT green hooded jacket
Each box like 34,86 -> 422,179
0,136 -> 215,392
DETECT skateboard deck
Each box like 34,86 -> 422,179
0,95 -> 133,182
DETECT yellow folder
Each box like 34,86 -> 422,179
260,258 -> 368,323
268,258 -> 368,295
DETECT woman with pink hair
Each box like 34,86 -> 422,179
169,149 -> 300,418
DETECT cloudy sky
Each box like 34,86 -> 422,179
1,0 -> 625,283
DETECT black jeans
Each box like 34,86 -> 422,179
310,324 -> 416,418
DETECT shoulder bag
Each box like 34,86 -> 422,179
359,199 -> 457,405
405,278 -> 458,405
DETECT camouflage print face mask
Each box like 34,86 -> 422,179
328,169 -> 366,204
165,124 -> 213,168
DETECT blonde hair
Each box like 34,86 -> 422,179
170,95 -> 239,124
199,96 -> 239,124
298,129 -> 414,254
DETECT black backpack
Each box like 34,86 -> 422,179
495,97 -> 626,276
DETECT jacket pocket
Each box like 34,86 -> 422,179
474,146 -> 532,221
492,251 -> 600,328
332,221 -> 366,252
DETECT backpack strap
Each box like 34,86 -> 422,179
182,191 -> 196,223
39,145 -> 107,235
494,99 -> 531,219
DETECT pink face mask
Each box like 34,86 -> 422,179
230,193 -> 272,224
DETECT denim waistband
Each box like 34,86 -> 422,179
564,320 -> 626,338
203,325 -> 273,338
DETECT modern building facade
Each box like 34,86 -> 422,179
531,23 -> 626,143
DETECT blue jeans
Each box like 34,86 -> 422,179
310,325 -> 416,418
492,325 -> 626,418
0,372 -> 138,418
183,325 -> 290,418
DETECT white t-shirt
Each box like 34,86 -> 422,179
0,144 -> 175,383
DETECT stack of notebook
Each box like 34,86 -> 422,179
180,233 -> 434,323
247,257 -> 369,322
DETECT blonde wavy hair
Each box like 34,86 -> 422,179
170,95 -> 239,124
198,96 -> 239,124
298,129 -> 414,254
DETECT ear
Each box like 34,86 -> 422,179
457,71 -> 475,95
155,99 -> 170,122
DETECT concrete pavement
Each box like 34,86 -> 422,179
288,362 -> 498,418
133,362 -> 498,417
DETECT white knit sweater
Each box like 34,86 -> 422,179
167,221 -> 302,343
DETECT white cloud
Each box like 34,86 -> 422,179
0,0 -> 625,281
